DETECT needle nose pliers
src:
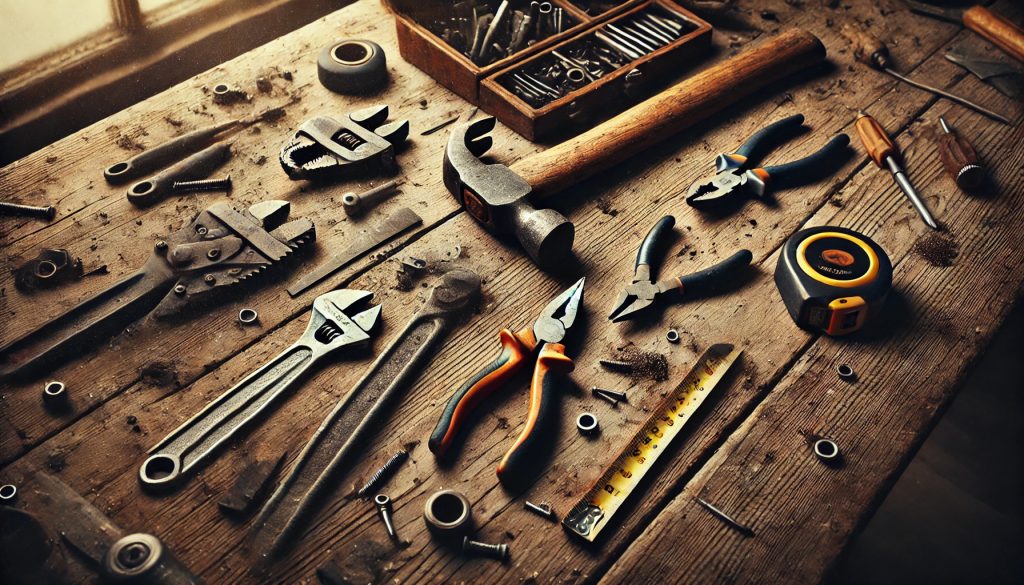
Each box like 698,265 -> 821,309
429,277 -> 585,486
685,114 -> 851,209
609,216 -> 752,322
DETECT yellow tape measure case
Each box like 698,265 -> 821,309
775,226 -> 892,336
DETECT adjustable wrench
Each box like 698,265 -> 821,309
138,289 -> 382,490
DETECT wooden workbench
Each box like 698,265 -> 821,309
2,0 -> 1022,583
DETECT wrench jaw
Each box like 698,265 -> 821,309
279,106 -> 410,181
306,290 -> 382,353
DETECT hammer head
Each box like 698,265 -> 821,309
443,116 -> 574,269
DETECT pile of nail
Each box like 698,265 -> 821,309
425,1 -> 577,67
498,6 -> 693,107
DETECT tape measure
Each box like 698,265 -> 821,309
774,226 -> 892,336
562,344 -> 741,542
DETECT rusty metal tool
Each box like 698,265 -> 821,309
946,48 -> 1024,99
443,30 -> 830,269
608,216 -> 752,322
30,471 -> 203,584
428,277 -> 584,488
139,290 -> 382,490
0,200 -> 314,382
280,105 -> 409,182
343,180 -> 400,218
903,0 -> 1024,63
855,112 -> 939,229
14,249 -> 83,291
287,207 -> 422,297
938,117 -> 987,192
685,114 -> 851,209
104,119 -> 240,184
249,271 -> 482,557
841,25 -> 1010,125
127,142 -> 232,207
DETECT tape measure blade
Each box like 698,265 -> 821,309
562,344 -> 741,542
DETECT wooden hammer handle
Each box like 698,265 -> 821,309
963,6 -> 1024,63
509,30 -> 827,197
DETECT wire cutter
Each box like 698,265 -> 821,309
685,114 -> 851,209
429,277 -> 585,486
609,216 -> 752,322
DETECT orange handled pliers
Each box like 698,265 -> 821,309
429,277 -> 585,486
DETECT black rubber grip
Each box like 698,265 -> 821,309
734,114 -> 805,161
678,249 -> 753,296
763,134 -> 851,190
636,215 -> 675,269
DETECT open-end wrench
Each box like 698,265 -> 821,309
249,270 -> 482,557
138,290 -> 383,490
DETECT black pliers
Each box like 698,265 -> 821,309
608,216 -> 752,322
685,114 -> 850,209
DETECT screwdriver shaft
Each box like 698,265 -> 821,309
884,156 -> 938,230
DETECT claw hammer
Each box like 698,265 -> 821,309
443,30 -> 828,269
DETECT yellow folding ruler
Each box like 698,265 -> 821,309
562,343 -> 742,542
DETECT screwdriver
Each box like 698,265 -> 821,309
937,117 -> 986,193
841,25 -> 1010,125
855,111 -> 939,230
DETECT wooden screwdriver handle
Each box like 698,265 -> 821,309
963,6 -> 1024,63
509,30 -> 827,198
855,113 -> 897,168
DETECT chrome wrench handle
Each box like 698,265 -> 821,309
139,289 -> 381,490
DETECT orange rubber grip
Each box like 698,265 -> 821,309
964,6 -> 1024,64
428,327 -> 537,458
496,342 -> 574,485
855,113 -> 897,168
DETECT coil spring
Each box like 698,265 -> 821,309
357,450 -> 409,498
317,323 -> 342,343
335,131 -> 366,151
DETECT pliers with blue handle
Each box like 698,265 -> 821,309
685,114 -> 851,209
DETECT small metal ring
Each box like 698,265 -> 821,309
576,412 -> 599,436
0,484 -> 16,502
374,494 -> 391,507
424,489 -> 472,537
666,329 -> 680,343
35,260 -> 58,279
331,40 -> 375,67
238,308 -> 259,325
836,364 -> 855,380
566,67 -> 586,83
213,83 -> 231,95
813,438 -> 841,463
43,380 -> 67,408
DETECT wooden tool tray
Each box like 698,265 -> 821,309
388,0 -> 712,141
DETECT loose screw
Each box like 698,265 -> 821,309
462,536 -> 510,562
598,358 -> 634,372
0,201 -> 56,220
591,387 -> 627,404
374,494 -> 399,542
695,497 -> 754,537
357,450 -> 409,498
173,176 -> 232,193
524,500 -> 556,521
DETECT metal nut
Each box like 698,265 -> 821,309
576,412 -> 599,436
836,363 -> 855,380
43,380 -> 68,409
0,484 -> 16,503
666,329 -> 680,343
423,489 -> 472,538
813,438 -> 842,465
238,308 -> 259,325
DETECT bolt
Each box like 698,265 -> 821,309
0,201 -> 56,220
598,358 -> 633,372
462,536 -> 510,562
374,494 -> 399,541
203,274 -> 216,285
155,240 -> 168,251
196,226 -> 208,236
591,386 -> 627,403
173,176 -> 232,193
173,284 -> 187,295
207,248 -> 220,260
343,180 -> 399,218
358,450 -> 409,498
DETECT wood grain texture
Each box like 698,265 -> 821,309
1,0 -> 1022,583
